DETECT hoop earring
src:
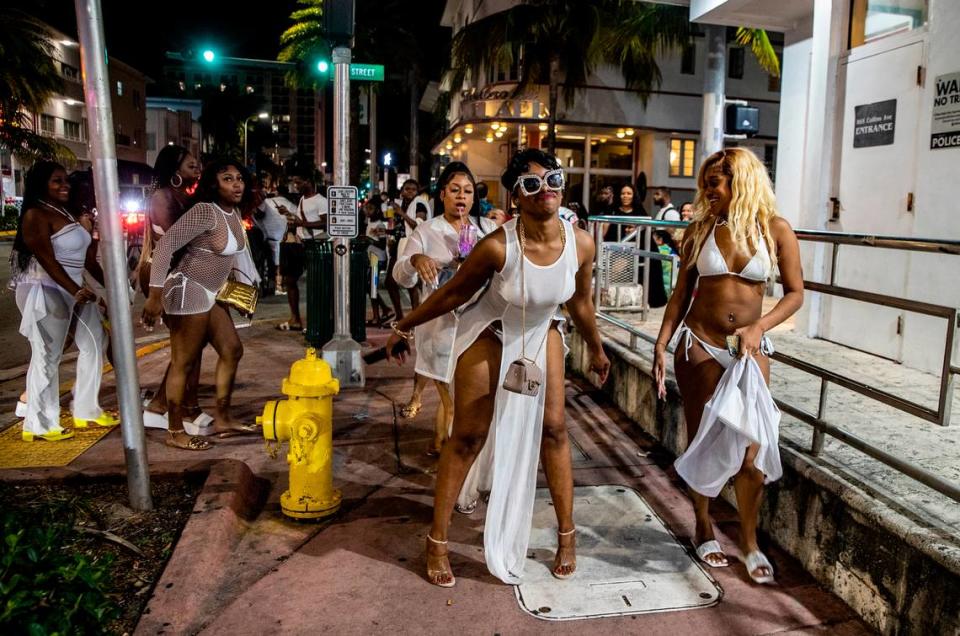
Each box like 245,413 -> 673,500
170,174 -> 183,189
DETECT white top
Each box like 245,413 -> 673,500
256,195 -> 296,242
296,193 -> 328,241
656,203 -> 681,222
454,217 -> 579,584
393,213 -> 496,381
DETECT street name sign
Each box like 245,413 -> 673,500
327,185 -> 359,238
350,64 -> 384,82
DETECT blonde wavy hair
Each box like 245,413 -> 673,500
683,148 -> 778,275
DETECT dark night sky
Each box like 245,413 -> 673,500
18,0 -> 451,169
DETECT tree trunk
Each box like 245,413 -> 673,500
699,24 -> 727,165
547,53 -> 560,155
408,68 -> 420,181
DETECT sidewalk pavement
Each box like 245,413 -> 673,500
604,301 -> 960,546
0,306 -> 868,634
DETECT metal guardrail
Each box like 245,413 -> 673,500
589,215 -> 960,504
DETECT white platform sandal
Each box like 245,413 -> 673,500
695,540 -> 729,567
744,550 -> 775,584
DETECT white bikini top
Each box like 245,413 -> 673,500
696,219 -> 771,282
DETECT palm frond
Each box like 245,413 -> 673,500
735,27 -> 780,77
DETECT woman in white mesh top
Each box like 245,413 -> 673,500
142,159 -> 257,450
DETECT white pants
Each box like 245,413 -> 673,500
16,281 -> 106,434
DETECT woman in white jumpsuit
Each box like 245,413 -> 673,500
392,162 -> 495,455
653,149 -> 804,584
386,149 -> 611,587
12,161 -> 117,441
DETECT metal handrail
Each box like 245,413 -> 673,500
589,216 -> 960,504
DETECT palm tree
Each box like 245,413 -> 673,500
0,9 -> 72,199
449,0 -> 691,154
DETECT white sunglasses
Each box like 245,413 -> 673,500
514,169 -> 565,196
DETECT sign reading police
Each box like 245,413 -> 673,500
327,186 -> 359,238
931,71 -> 960,150
853,99 -> 897,148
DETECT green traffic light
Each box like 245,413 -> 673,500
202,49 -> 216,63
317,60 -> 330,73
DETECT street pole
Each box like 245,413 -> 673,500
408,69 -> 419,181
369,88 -> 377,192
75,0 -> 152,511
321,45 -> 364,387
699,24 -> 727,164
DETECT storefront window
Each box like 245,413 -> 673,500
554,139 -> 585,169
592,140 -> 632,170
850,0 -> 927,48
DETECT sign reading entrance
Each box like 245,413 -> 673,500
853,99 -> 897,148
327,186 -> 359,238
350,64 -> 384,82
931,71 -> 960,150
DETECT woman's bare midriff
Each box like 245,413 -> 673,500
683,276 -> 765,347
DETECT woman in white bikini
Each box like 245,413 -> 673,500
653,148 -> 804,584
137,145 -> 210,433
142,159 -> 257,450
385,149 -> 610,587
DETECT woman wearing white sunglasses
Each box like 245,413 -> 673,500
386,149 -> 610,587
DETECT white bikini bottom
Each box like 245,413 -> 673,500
674,321 -> 774,369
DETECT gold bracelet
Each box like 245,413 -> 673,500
390,321 -> 414,341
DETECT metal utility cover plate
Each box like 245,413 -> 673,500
516,485 -> 721,620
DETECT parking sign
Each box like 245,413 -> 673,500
327,186 -> 359,238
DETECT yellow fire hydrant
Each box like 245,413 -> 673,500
258,348 -> 341,520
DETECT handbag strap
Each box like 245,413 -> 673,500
517,217 -> 566,363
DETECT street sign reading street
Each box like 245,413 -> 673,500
350,64 -> 384,82
327,186 -> 359,238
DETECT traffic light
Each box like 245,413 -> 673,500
317,60 -> 330,74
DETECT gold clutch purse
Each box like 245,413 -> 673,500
216,279 -> 259,317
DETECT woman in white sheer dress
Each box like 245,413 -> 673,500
386,149 -> 610,587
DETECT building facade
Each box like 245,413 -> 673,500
435,0 -> 782,212
1,23 -> 149,199
159,53 -> 323,168
145,98 -> 202,168
690,0 -> 958,375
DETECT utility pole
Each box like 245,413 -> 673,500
75,0 -> 152,510
369,87 -> 378,190
408,69 -> 419,181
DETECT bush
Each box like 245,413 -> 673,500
0,507 -> 119,634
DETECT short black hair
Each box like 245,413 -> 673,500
401,178 -> 419,189
476,181 -> 488,199
655,186 -> 671,196
191,158 -> 253,210
500,148 -> 561,194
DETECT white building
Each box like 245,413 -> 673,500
145,98 -> 202,168
436,0 -> 783,212
689,0 -> 958,375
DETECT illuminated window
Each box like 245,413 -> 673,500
850,0 -> 928,48
669,138 -> 696,178
116,80 -> 123,96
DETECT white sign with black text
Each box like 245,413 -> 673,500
931,71 -> 960,150
327,186 -> 359,238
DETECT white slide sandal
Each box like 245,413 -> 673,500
695,539 -> 729,568
744,550 -> 775,584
